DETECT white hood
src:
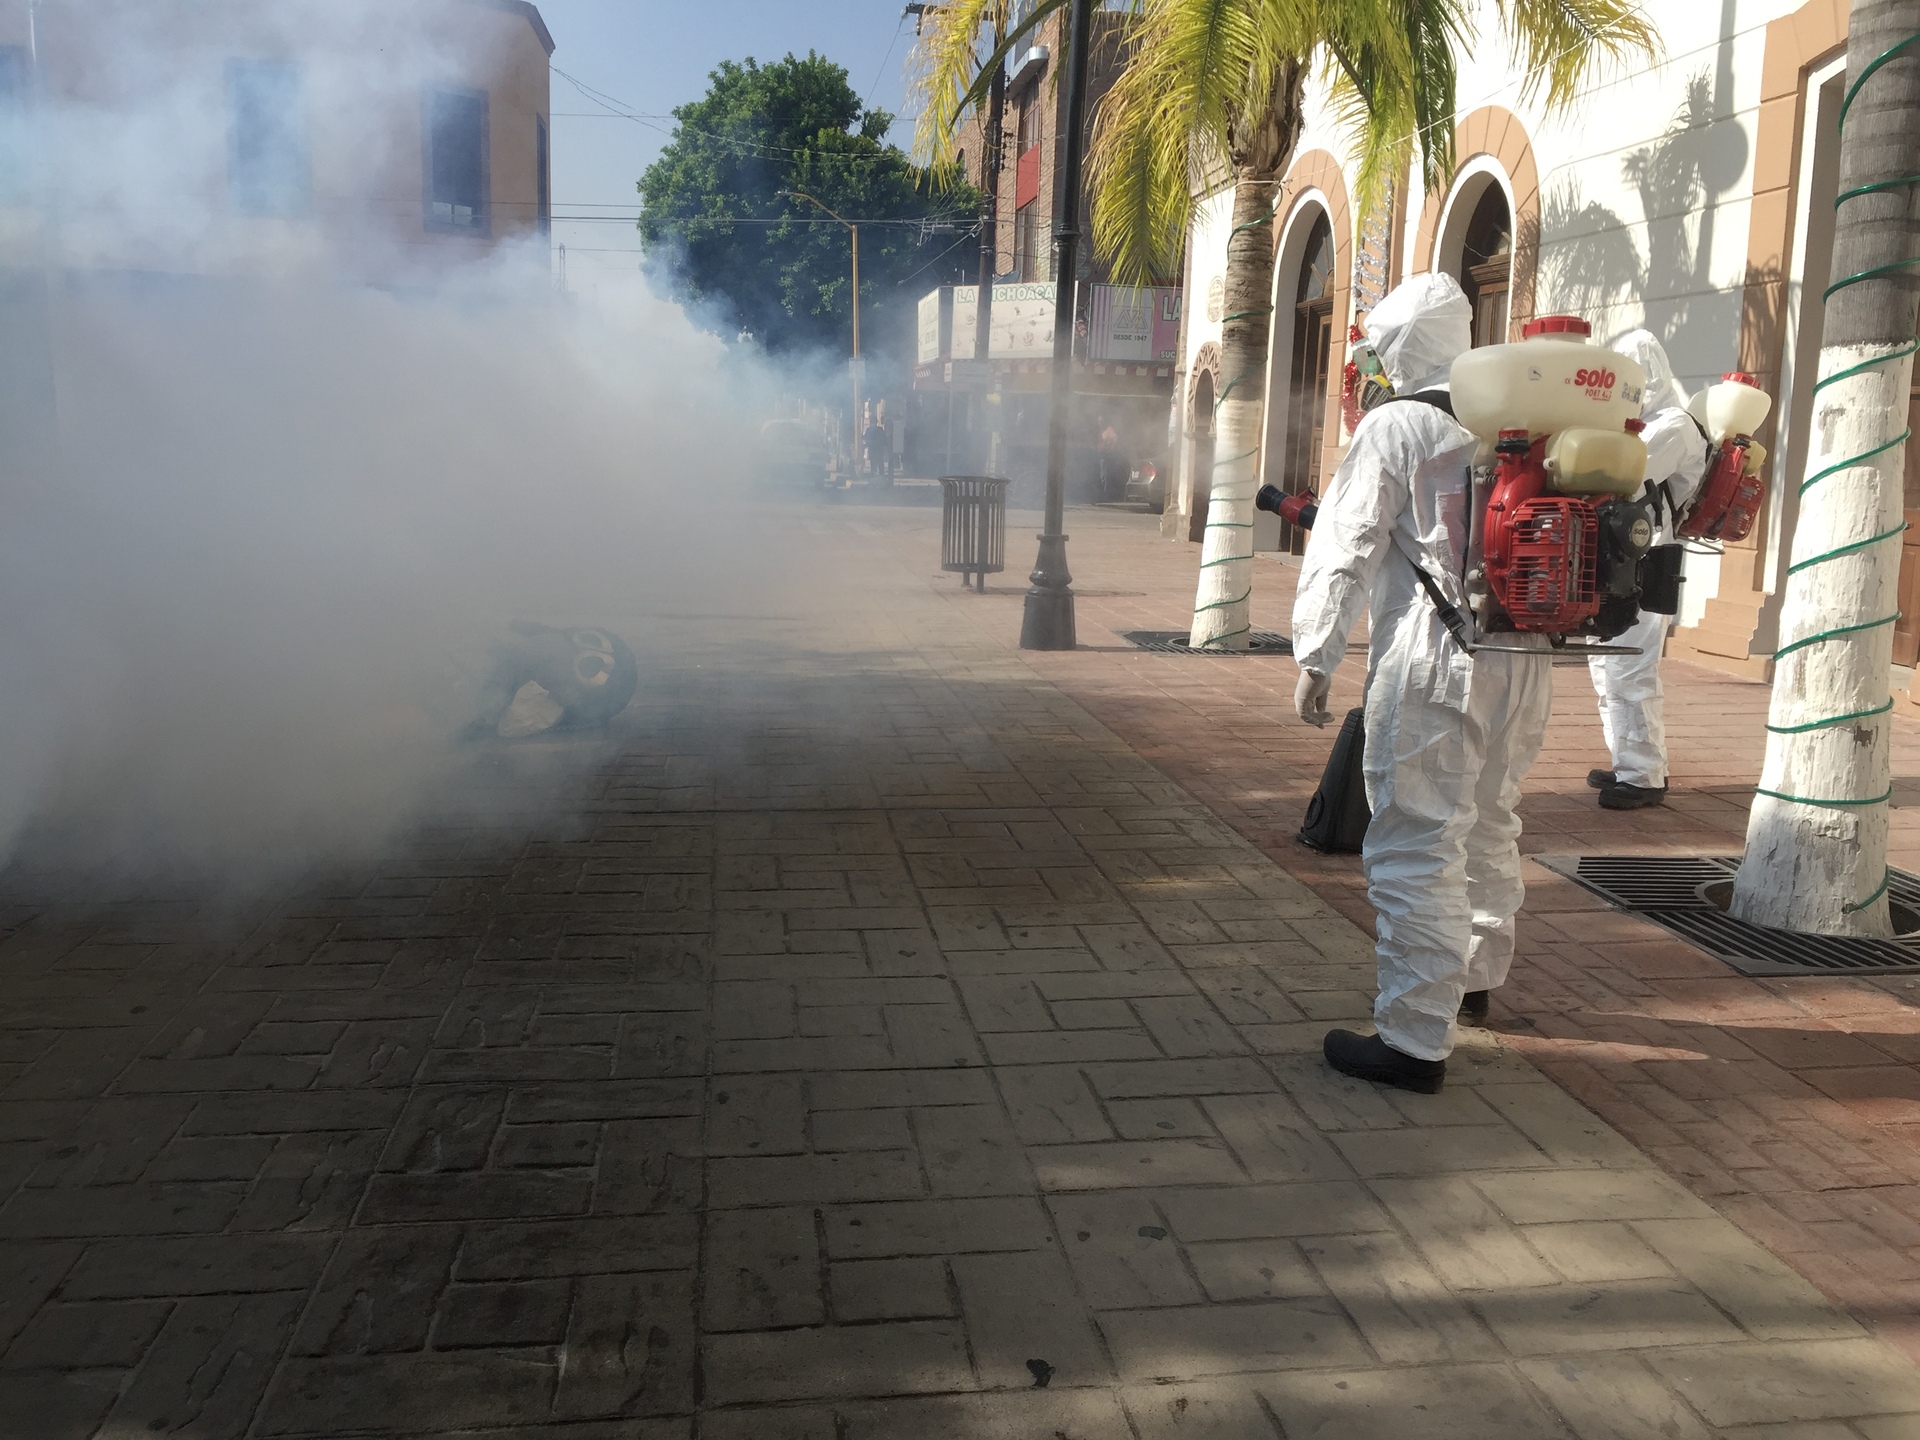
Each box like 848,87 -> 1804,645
1611,328 -> 1688,416
1365,273 -> 1474,394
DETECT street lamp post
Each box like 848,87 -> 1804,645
1019,0 -> 1092,650
789,190 -> 862,476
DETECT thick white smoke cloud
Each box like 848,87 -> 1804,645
0,2 -> 799,882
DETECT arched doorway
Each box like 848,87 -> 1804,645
1458,184 -> 1513,347
1279,213 -> 1335,554
1187,369 -> 1216,543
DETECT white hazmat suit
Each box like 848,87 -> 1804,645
1587,331 -> 1711,792
1291,275 -> 1553,1063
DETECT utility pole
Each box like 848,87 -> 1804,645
975,46 -> 1007,473
1019,0 -> 1092,650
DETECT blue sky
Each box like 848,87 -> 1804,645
534,0 -> 921,284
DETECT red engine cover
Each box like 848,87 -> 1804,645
1483,435 -> 1602,633
1677,437 -> 1763,542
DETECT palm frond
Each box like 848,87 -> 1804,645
1493,0 -> 1660,110
907,0 -> 1006,186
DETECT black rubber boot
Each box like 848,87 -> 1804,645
1599,781 -> 1667,811
1458,989 -> 1491,1025
1586,768 -> 1615,790
1323,1029 -> 1446,1094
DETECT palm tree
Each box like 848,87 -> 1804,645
1087,0 -> 1658,649
1729,0 -> 1919,936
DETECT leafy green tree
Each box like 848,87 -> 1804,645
638,52 -> 979,357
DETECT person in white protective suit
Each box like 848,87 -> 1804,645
1289,273 -> 1553,1092
1586,331 -> 1711,810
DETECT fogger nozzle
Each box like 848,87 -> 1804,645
1255,484 -> 1316,530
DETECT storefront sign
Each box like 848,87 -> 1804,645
1088,285 -> 1182,363
951,282 -> 1057,358
916,287 -> 951,365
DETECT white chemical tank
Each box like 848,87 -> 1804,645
1450,315 -> 1647,444
1687,371 -> 1773,442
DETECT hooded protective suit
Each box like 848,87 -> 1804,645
1291,274 -> 1553,1062
1587,331 -> 1711,790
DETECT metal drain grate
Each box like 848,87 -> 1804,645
1537,854 -> 1920,975
1121,630 -> 1294,656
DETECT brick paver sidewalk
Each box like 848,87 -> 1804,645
2,497 -> 1918,1437
966,502 -> 1920,1372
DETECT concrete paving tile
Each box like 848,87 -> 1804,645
1472,1168 -> 1722,1225
1031,1138 -> 1246,1190
1370,1177 -> 1562,1292
1300,1231 -> 1503,1363
1050,1191 -> 1205,1308
1632,1219 -> 1867,1342
1157,1181 -> 1392,1242
1331,1124 -> 1554,1178
982,1029 -> 1165,1065
1645,1340 -> 1920,1426
1122,1378 -> 1283,1439
1258,1362 -> 1575,1438
829,1257 -> 953,1321
953,1249 -> 1111,1389
1083,1058 -> 1276,1099
706,1075 -> 805,1156
1522,1222 -> 1675,1284
915,1103 -> 1032,1197
261,1352 -> 558,1435
703,1207 -> 823,1331
809,1070 -> 995,1110
699,1389 -> 1131,1440
708,1151 -> 924,1207
110,1291 -> 305,1437
553,1270 -> 696,1418
1477,1082 -> 1655,1168
1109,1097 -> 1215,1140
1477,1278 -> 1745,1354
1100,1297 -> 1368,1380
1187,1239 -> 1322,1303
1202,1093 -> 1355,1182
701,1320 -> 974,1406
1516,1354 -> 1714,1440
823,1197 -> 1056,1258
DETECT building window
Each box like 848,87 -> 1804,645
0,47 -> 25,206
536,116 -> 550,236
228,60 -> 309,217
1016,93 -> 1041,154
1458,184 -> 1512,347
425,88 -> 489,233
1013,202 -> 1039,281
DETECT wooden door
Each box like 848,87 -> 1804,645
1281,298 -> 1335,555
1186,371 -> 1216,543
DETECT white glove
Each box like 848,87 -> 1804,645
1295,668 -> 1332,727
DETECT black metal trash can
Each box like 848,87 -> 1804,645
939,475 -> 1009,591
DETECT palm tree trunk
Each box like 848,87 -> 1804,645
1188,170 -> 1279,649
1730,0 -> 1920,935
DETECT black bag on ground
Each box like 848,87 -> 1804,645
1298,706 -> 1370,854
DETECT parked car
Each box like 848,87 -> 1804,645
1125,455 -> 1168,513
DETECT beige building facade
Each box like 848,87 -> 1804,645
0,0 -> 553,281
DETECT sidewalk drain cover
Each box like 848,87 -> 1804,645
1536,854 -> 1920,976
1121,630 -> 1294,656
